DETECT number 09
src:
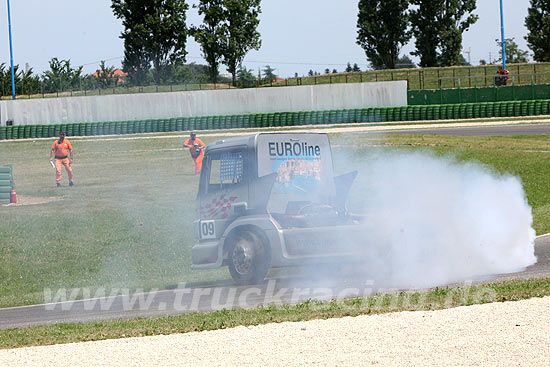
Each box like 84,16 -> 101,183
201,221 -> 215,239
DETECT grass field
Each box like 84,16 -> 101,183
0,128 -> 549,309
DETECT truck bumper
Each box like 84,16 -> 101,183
191,240 -> 224,269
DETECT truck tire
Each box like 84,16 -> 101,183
228,230 -> 269,285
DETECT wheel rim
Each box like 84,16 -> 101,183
232,237 -> 255,276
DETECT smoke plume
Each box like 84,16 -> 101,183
338,150 -> 537,289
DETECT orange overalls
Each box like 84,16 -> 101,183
184,137 -> 205,174
51,139 -> 73,184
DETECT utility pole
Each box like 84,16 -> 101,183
464,47 -> 471,65
499,0 -> 506,69
7,0 -> 16,100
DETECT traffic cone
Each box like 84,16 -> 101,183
10,189 -> 16,204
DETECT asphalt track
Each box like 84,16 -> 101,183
382,122 -> 550,136
0,235 -> 548,330
1,122 -> 549,330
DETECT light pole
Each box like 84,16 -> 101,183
499,0 -> 506,69
7,0 -> 16,99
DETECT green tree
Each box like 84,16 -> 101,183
496,38 -> 530,64
41,58 -> 83,93
352,63 -> 361,72
438,0 -> 478,66
395,55 -> 416,68
94,61 -> 119,88
262,65 -> 277,83
0,63 -> 40,96
410,0 -> 441,67
356,0 -> 410,69
324,68 -> 330,74
236,65 -> 256,87
192,0 -> 225,83
345,62 -> 353,72
410,0 -> 478,67
525,0 -> 550,62
111,0 -> 189,85
308,69 -> 314,77
220,0 -> 262,86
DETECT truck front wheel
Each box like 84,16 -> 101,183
227,230 -> 269,285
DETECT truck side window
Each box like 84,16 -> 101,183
208,151 -> 244,193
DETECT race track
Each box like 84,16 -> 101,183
382,122 -> 550,136
0,235 -> 548,330
1,121 -> 548,330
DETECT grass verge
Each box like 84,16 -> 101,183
1,277 -> 549,349
0,130 -> 549,308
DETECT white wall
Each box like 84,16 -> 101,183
0,81 -> 407,126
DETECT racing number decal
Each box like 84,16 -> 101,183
200,220 -> 216,239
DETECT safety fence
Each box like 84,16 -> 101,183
0,165 -> 14,204
1,100 -> 549,141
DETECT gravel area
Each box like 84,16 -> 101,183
2,296 -> 550,366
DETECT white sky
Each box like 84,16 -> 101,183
0,0 -> 531,78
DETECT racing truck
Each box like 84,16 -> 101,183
191,133 -> 364,284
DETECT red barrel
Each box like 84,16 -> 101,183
10,189 -> 16,204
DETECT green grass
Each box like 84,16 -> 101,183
0,277 -> 549,349
1,129 -> 550,309
273,62 -> 550,90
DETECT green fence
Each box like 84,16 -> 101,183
408,83 -> 550,105
1,100 -> 549,141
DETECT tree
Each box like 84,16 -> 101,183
438,0 -> 478,66
42,58 -> 83,93
308,69 -> 314,77
111,0 -> 189,85
192,0 -> 225,83
352,63 -> 361,72
332,69 -> 338,73
324,68 -> 330,74
410,0 -> 478,67
457,54 -> 470,66
525,0 -> 550,62
94,61 -> 119,88
262,65 -> 277,83
0,63 -> 40,96
236,65 -> 256,88
357,0 -> 410,69
221,0 -> 262,87
496,38 -> 530,64
410,0 -> 441,67
395,55 -> 416,68
345,62 -> 353,72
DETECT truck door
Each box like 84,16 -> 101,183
197,147 -> 249,238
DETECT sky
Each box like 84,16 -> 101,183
0,0 -> 533,79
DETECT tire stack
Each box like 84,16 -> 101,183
0,165 -> 14,204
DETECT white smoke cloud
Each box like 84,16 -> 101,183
341,150 -> 537,289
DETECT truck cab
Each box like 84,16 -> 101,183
192,133 -> 362,284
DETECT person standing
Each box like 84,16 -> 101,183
50,131 -> 74,187
183,131 -> 205,175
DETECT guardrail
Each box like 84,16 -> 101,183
1,100 -> 549,141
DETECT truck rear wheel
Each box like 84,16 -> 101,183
228,230 -> 269,285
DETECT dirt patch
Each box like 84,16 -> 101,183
2,195 -> 63,206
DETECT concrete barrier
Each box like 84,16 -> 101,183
0,81 -> 407,126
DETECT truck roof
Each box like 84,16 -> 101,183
205,132 -> 329,154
